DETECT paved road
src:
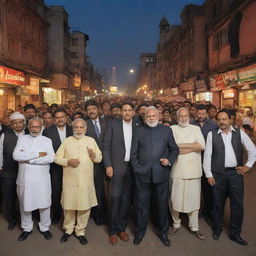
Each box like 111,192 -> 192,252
0,171 -> 256,256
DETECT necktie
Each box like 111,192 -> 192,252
94,120 -> 100,138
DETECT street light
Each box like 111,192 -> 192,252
129,69 -> 135,74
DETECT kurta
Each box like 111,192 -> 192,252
170,124 -> 205,212
13,134 -> 54,212
54,135 -> 102,211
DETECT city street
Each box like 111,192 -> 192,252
0,170 -> 255,256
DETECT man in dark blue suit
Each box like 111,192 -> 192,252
131,106 -> 179,247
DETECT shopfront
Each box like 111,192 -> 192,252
180,80 -> 194,102
0,65 -> 25,117
43,87 -> 63,105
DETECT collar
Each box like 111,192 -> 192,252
217,126 -> 236,134
122,119 -> 132,125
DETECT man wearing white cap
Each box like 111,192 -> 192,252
0,112 -> 27,230
13,117 -> 55,241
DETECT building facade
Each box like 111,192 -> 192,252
0,0 -> 48,115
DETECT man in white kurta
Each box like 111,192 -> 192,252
55,118 -> 102,245
13,117 -> 54,241
170,107 -> 205,239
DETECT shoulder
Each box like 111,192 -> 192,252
43,125 -> 56,134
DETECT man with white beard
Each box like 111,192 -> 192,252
13,117 -> 55,241
170,107 -> 205,240
54,118 -> 102,245
131,106 -> 179,246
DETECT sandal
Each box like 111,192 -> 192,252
190,230 -> 205,240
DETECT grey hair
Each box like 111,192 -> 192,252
28,117 -> 43,126
72,118 -> 87,128
145,106 -> 159,117
176,107 -> 189,118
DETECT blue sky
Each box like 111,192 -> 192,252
45,0 -> 205,87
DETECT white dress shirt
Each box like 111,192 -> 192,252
123,119 -> 132,162
203,126 -> 256,178
57,126 -> 66,143
0,130 -> 25,169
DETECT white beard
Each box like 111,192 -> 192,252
178,121 -> 189,127
146,120 -> 158,128
73,133 -> 85,139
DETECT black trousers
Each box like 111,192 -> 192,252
50,169 -> 63,220
91,162 -> 107,224
212,168 -> 244,236
1,177 -> 18,223
201,172 -> 213,218
134,178 -> 169,235
109,166 -> 133,235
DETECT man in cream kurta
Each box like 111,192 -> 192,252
170,107 -> 205,239
55,118 -> 102,245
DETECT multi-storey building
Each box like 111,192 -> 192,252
0,0 -> 48,115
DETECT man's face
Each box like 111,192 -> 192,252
177,109 -> 190,127
42,113 -> 53,127
189,107 -> 197,118
217,112 -> 231,130
162,112 -> 170,122
197,109 -> 207,122
73,120 -> 86,139
29,120 -> 42,137
121,105 -> 134,122
145,109 -> 159,127
111,107 -> 121,119
11,119 -> 25,132
208,108 -> 217,119
54,112 -> 67,127
138,106 -> 147,118
87,105 -> 98,120
24,108 -> 36,119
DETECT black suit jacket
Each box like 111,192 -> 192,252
103,117 -> 140,176
85,117 -> 109,150
42,125 -> 73,170
131,124 -> 179,183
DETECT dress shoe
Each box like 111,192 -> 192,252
229,234 -> 248,246
158,233 -> 171,247
190,230 -> 205,240
8,219 -> 17,230
18,231 -> 32,241
109,235 -> 118,245
212,233 -> 220,240
133,233 -> 144,245
60,233 -> 71,243
74,235 -> 88,245
40,230 -> 53,240
118,232 -> 129,241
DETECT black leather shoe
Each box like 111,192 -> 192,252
8,219 -> 17,230
60,233 -> 71,243
158,233 -> 171,247
75,235 -> 88,245
18,231 -> 32,241
133,233 -> 144,245
41,230 -> 53,240
212,233 -> 220,240
229,234 -> 248,246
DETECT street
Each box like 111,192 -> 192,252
0,170 -> 255,256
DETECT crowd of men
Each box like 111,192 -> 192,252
0,96 -> 255,248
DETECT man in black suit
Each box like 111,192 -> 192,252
42,108 -> 73,224
85,100 -> 108,225
103,102 -> 140,245
0,112 -> 27,230
131,106 -> 179,247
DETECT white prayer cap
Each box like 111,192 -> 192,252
10,112 -> 25,121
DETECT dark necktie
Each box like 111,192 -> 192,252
94,120 -> 100,138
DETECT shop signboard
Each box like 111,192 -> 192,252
0,65 -> 25,86
210,75 -> 226,91
222,70 -> 238,86
238,64 -> 256,83
180,81 -> 194,91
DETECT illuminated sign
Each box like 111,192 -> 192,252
0,65 -> 25,86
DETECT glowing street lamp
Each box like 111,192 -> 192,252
129,69 -> 135,74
